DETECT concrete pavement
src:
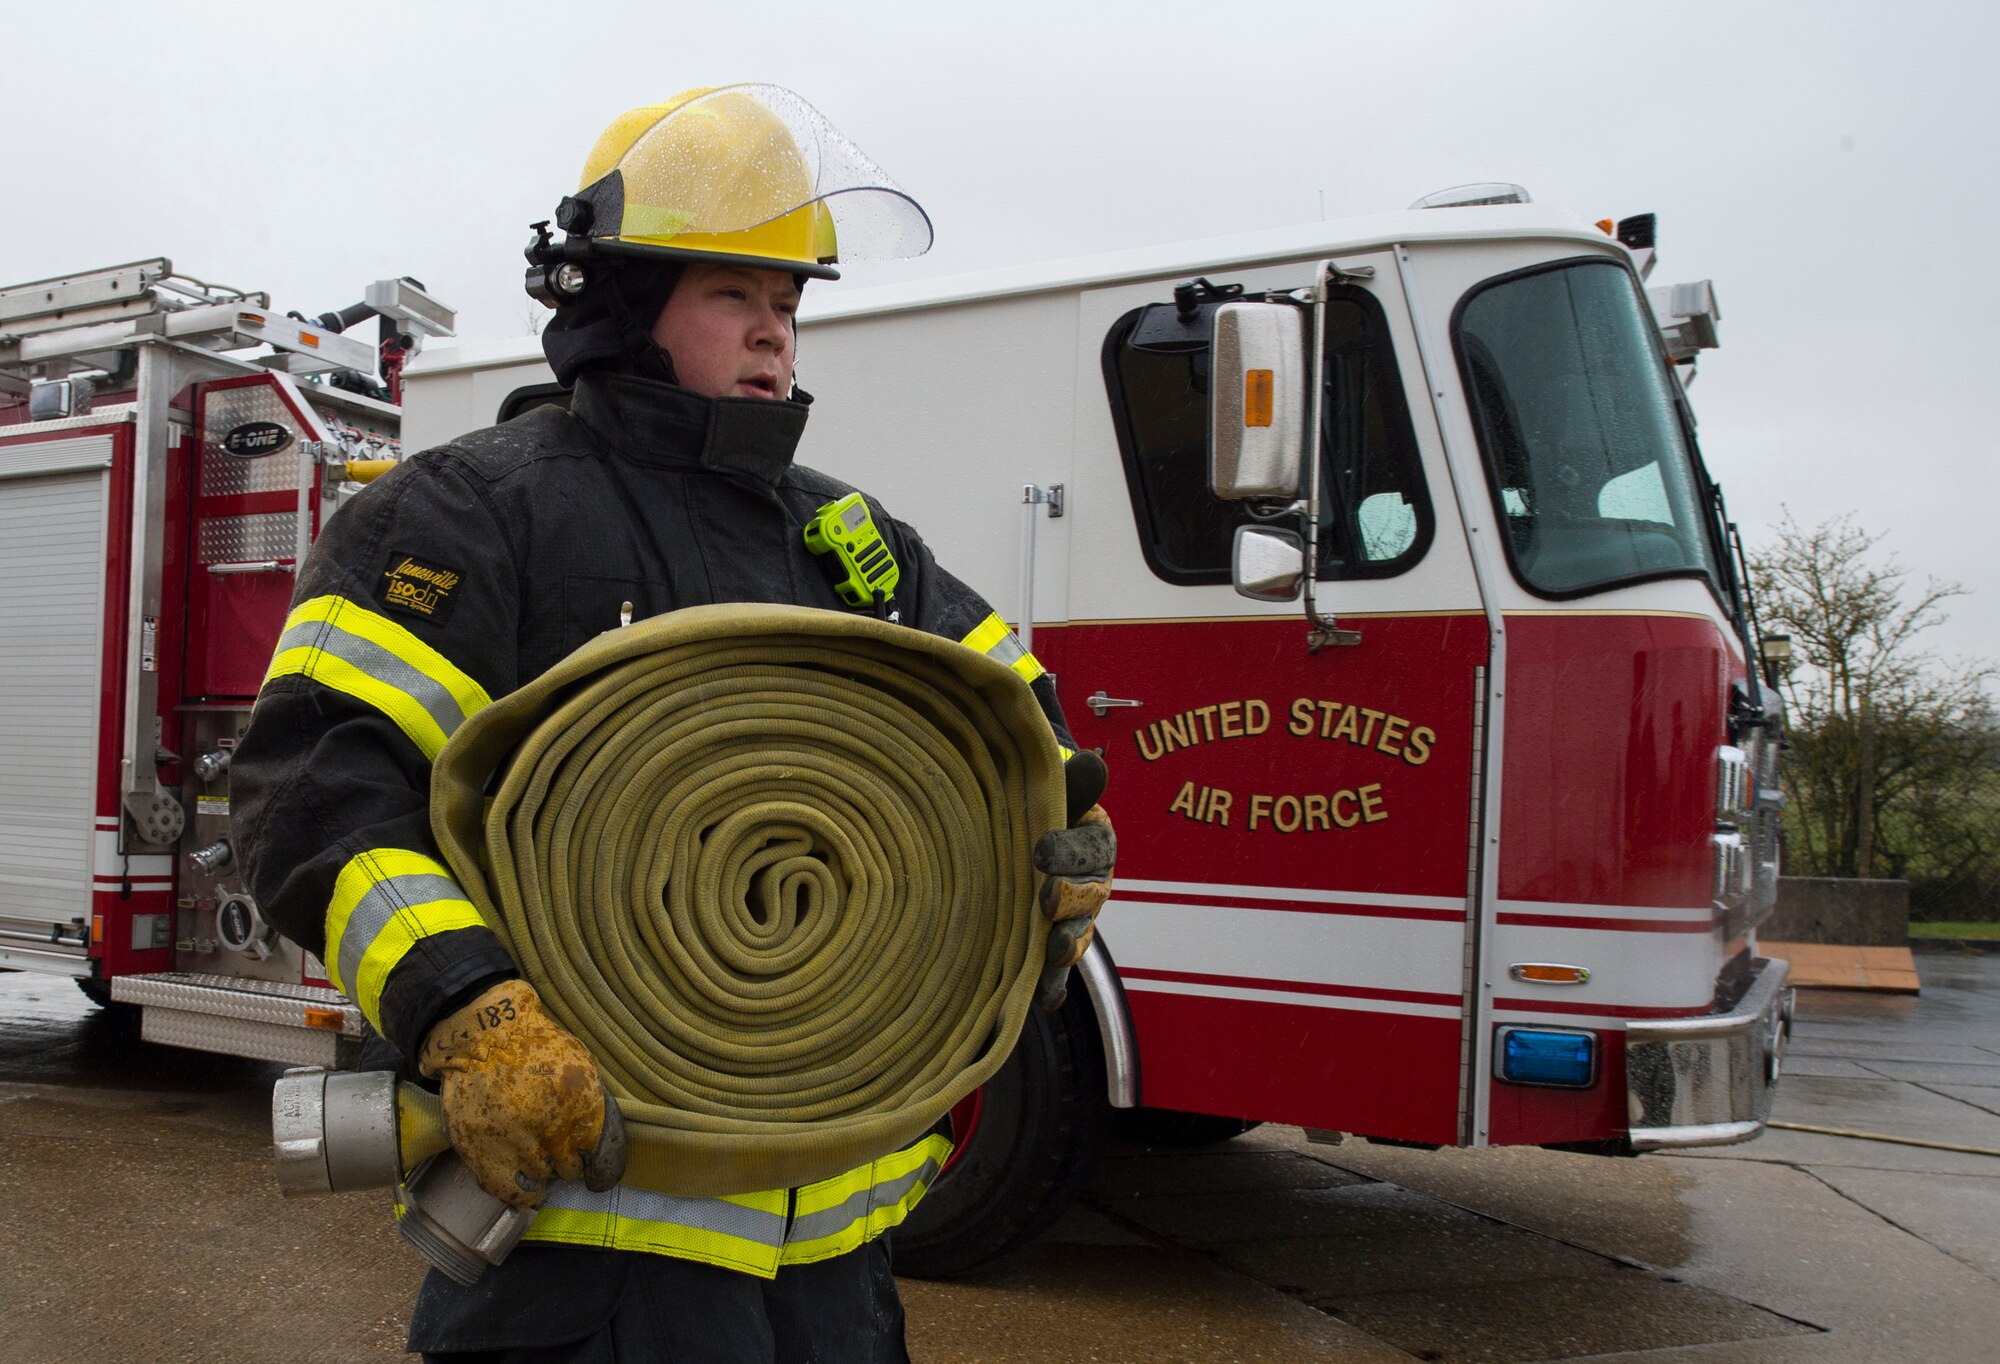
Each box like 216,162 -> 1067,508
919,946 -> 2000,1362
0,948 -> 1994,1361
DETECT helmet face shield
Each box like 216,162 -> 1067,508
573,85 -> 933,275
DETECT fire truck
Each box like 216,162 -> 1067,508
0,258 -> 452,1066
399,187 -> 1793,1274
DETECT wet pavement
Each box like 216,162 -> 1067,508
1,949 -> 1996,1362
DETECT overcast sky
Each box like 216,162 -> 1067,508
7,0 -> 1995,670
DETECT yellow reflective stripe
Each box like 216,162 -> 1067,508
324,848 -> 484,1031
510,1138 -> 952,1274
958,611 -> 1046,684
619,204 -> 696,242
960,612 -> 1010,656
790,1134 -> 949,1217
526,1206 -> 784,1279
266,649 -> 452,759
778,1134 -> 953,1266
278,596 -> 491,720
1058,744 -> 1076,762
791,1161 -> 879,1218
264,595 -> 491,762
525,1186 -> 791,1278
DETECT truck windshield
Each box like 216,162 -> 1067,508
1454,258 -> 1719,598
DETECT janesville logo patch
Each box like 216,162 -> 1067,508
379,551 -> 462,621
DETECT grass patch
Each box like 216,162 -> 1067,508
1910,921 -> 2000,940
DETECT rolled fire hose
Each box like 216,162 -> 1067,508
429,601 -> 1065,1198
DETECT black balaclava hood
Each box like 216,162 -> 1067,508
540,257 -> 685,389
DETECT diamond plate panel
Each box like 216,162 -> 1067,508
140,1006 -> 353,1066
113,970 -> 364,1030
201,384 -> 305,496
199,511 -> 298,564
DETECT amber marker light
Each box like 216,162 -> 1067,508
1244,369 -> 1274,427
303,1006 -> 345,1031
91,914 -> 104,944
1509,963 -> 1590,985
299,331 -> 320,348
1595,218 -> 1615,235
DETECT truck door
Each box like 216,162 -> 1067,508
1054,251 -> 1488,1145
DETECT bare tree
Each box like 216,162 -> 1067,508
1749,512 -> 1998,899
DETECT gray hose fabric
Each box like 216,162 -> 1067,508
430,603 -> 1064,1197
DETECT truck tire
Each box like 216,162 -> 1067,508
74,976 -> 120,1011
1111,1106 -> 1261,1147
892,987 -> 1108,1279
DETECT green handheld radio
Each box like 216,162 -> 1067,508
803,492 -> 900,608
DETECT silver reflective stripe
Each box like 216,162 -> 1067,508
787,1156 -> 942,1245
335,872 -> 466,1000
274,616 -> 475,743
982,631 -> 1030,670
538,1184 -> 789,1247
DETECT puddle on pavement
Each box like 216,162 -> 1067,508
1085,1142 -> 1817,1363
0,972 -> 284,1093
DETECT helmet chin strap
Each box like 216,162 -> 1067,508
582,256 -> 686,385
641,342 -> 679,386
786,274 -> 810,404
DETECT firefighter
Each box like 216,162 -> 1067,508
233,85 -> 1113,1362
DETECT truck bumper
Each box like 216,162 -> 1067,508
1625,956 -> 1793,1151
111,972 -> 367,1068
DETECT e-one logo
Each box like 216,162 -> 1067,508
219,420 -> 293,459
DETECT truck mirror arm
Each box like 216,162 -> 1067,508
1295,273 -> 1361,651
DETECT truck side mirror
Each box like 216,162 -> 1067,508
1232,525 -> 1305,602
1209,301 -> 1307,501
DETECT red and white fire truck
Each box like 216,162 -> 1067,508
400,187 -> 1792,1272
0,258 -> 452,1066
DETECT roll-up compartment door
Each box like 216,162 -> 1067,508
0,434 -> 113,951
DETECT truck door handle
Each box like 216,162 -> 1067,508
1086,691 -> 1143,717
207,560 -> 297,575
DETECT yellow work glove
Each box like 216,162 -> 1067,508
417,979 -> 626,1209
1032,750 -> 1116,1011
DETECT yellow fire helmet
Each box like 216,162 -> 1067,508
535,85 -> 933,288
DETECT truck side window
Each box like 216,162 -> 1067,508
1101,285 -> 1432,586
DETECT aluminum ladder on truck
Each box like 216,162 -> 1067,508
2,262 -> 352,976
0,261 -> 449,1066
0,259 -> 390,937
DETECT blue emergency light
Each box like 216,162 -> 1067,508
1496,1027 -> 1597,1088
